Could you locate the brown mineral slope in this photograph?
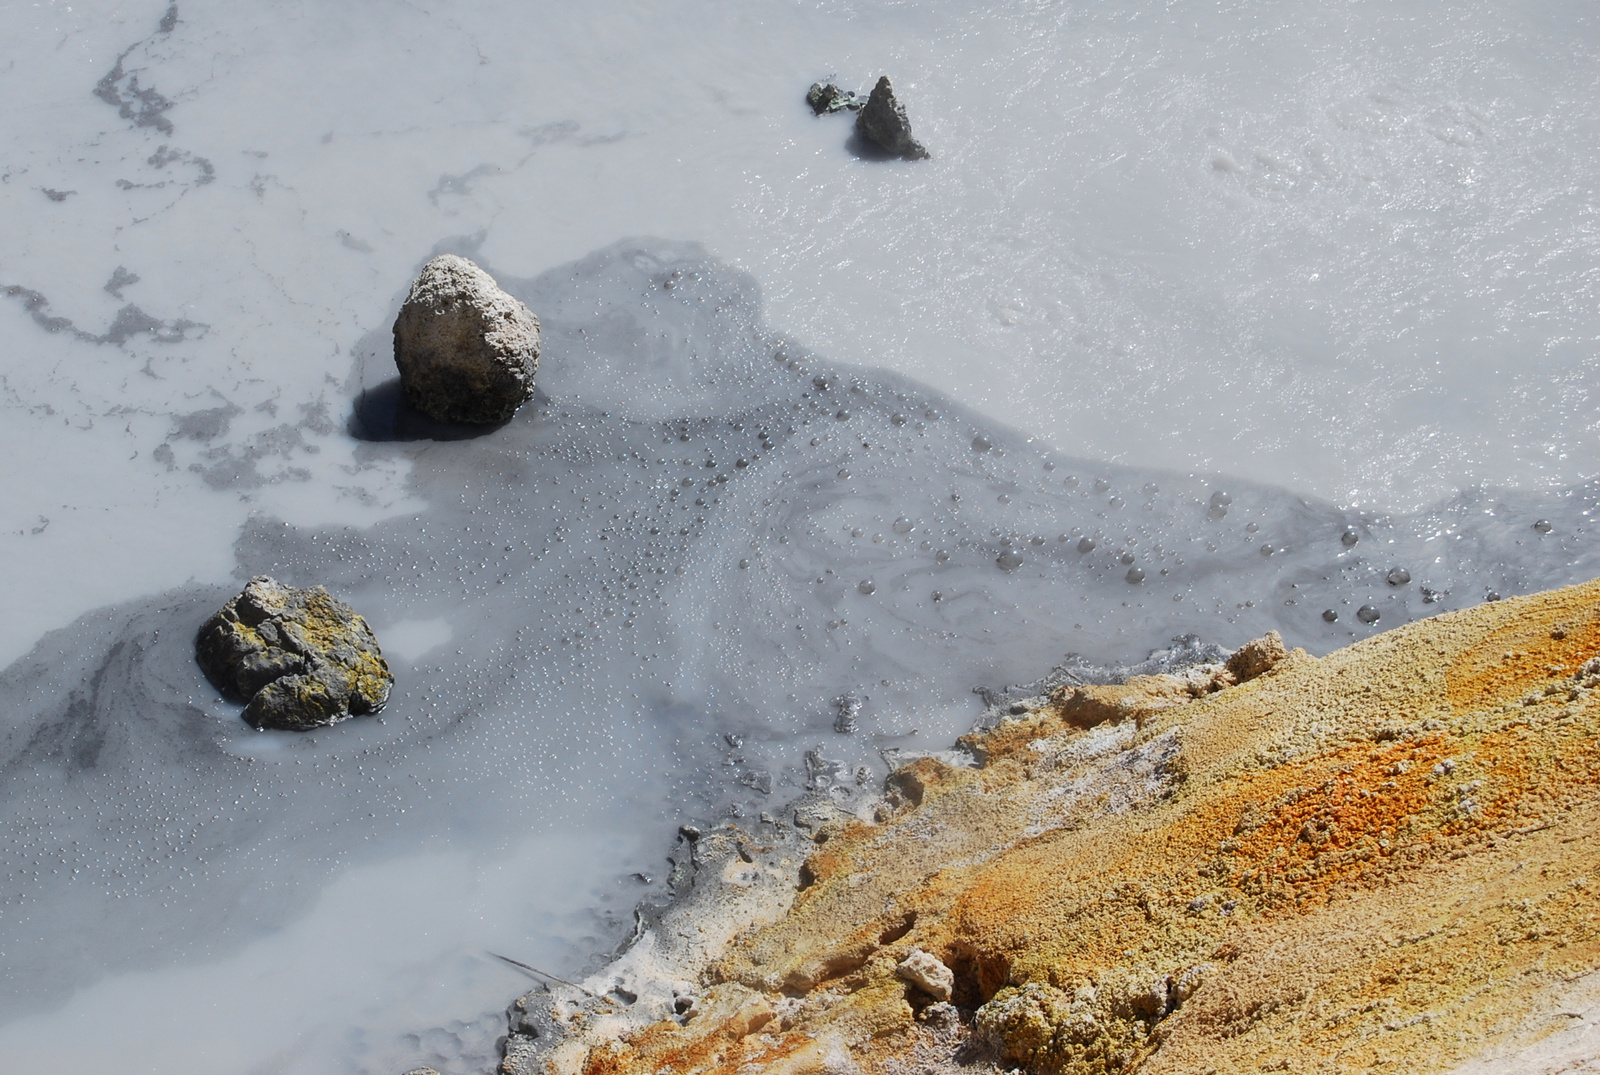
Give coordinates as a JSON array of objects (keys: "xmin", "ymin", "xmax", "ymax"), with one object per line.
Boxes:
[{"xmin": 526, "ymin": 580, "xmax": 1600, "ymax": 1075}]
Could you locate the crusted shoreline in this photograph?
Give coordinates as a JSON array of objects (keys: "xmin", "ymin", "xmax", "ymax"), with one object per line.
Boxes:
[{"xmin": 495, "ymin": 581, "xmax": 1600, "ymax": 1075}]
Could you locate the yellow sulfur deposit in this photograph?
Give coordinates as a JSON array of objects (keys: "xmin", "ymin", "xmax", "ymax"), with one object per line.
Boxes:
[{"xmin": 553, "ymin": 579, "xmax": 1600, "ymax": 1075}]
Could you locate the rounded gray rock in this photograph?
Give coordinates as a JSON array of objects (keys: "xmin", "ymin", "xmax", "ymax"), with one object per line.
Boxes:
[
  {"xmin": 855, "ymin": 75, "xmax": 929, "ymax": 160},
  {"xmin": 392, "ymin": 254, "xmax": 540, "ymax": 424}
]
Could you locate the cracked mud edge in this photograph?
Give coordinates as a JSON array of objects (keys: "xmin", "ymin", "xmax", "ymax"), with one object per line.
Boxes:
[
  {"xmin": 0, "ymin": 284, "xmax": 206, "ymax": 345},
  {"xmin": 92, "ymin": 3, "xmax": 216, "ymax": 202},
  {"xmin": 93, "ymin": 3, "xmax": 181, "ymax": 135}
]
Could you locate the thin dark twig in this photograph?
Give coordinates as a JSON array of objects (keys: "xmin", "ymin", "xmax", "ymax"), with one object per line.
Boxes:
[{"xmin": 489, "ymin": 952, "xmax": 603, "ymax": 998}]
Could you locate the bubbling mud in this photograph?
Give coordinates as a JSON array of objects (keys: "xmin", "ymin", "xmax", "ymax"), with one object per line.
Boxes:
[{"xmin": 2, "ymin": 239, "xmax": 1598, "ymax": 1070}]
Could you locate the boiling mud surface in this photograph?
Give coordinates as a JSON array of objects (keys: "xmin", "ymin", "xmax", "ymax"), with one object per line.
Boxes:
[
  {"xmin": 4, "ymin": 1, "xmax": 1600, "ymax": 666},
  {"xmin": 5, "ymin": 239, "xmax": 1600, "ymax": 1073},
  {"xmin": 2, "ymin": 2, "xmax": 1599, "ymax": 1073}
]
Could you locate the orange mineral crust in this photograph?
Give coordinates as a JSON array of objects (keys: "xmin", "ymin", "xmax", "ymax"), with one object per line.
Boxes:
[{"xmin": 551, "ymin": 581, "xmax": 1600, "ymax": 1075}]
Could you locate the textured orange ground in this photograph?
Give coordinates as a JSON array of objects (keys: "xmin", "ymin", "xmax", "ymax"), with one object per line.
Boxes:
[{"xmin": 569, "ymin": 580, "xmax": 1600, "ymax": 1075}]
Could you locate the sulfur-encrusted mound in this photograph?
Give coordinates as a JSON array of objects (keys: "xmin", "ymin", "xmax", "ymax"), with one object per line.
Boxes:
[
  {"xmin": 393, "ymin": 254, "xmax": 541, "ymax": 424},
  {"xmin": 195, "ymin": 576, "xmax": 392, "ymax": 730},
  {"xmin": 524, "ymin": 586, "xmax": 1600, "ymax": 1075}
]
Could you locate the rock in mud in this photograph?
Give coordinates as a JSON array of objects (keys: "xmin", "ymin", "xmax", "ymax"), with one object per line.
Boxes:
[
  {"xmin": 806, "ymin": 81, "xmax": 862, "ymax": 115},
  {"xmin": 392, "ymin": 254, "xmax": 540, "ymax": 424},
  {"xmin": 195, "ymin": 576, "xmax": 393, "ymax": 730},
  {"xmin": 855, "ymin": 75, "xmax": 929, "ymax": 160}
]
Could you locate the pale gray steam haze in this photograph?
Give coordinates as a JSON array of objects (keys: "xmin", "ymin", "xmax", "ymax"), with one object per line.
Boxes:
[{"xmin": 1, "ymin": 2, "xmax": 1597, "ymax": 1072}]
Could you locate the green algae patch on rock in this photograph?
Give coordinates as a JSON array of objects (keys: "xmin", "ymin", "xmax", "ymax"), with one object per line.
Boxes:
[{"xmin": 195, "ymin": 576, "xmax": 393, "ymax": 730}]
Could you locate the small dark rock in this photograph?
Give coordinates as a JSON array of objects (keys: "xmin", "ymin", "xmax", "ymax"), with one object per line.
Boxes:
[
  {"xmin": 855, "ymin": 76, "xmax": 929, "ymax": 160},
  {"xmin": 806, "ymin": 82, "xmax": 862, "ymax": 115},
  {"xmin": 196, "ymin": 576, "xmax": 393, "ymax": 730}
]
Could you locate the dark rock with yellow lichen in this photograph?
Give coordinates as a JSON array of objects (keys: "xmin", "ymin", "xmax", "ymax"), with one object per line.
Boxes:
[{"xmin": 195, "ymin": 576, "xmax": 392, "ymax": 730}]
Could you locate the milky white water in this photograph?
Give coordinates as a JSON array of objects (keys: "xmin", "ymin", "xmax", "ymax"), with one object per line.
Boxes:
[{"xmin": 1, "ymin": 2, "xmax": 1597, "ymax": 1072}]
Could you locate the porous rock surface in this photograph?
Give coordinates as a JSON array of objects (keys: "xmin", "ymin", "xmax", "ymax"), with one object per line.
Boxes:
[
  {"xmin": 896, "ymin": 949, "xmax": 955, "ymax": 1001},
  {"xmin": 510, "ymin": 581, "xmax": 1600, "ymax": 1075},
  {"xmin": 1222, "ymin": 627, "xmax": 1288, "ymax": 682},
  {"xmin": 855, "ymin": 76, "xmax": 929, "ymax": 160},
  {"xmin": 392, "ymin": 254, "xmax": 540, "ymax": 424},
  {"xmin": 196, "ymin": 576, "xmax": 392, "ymax": 730}
]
